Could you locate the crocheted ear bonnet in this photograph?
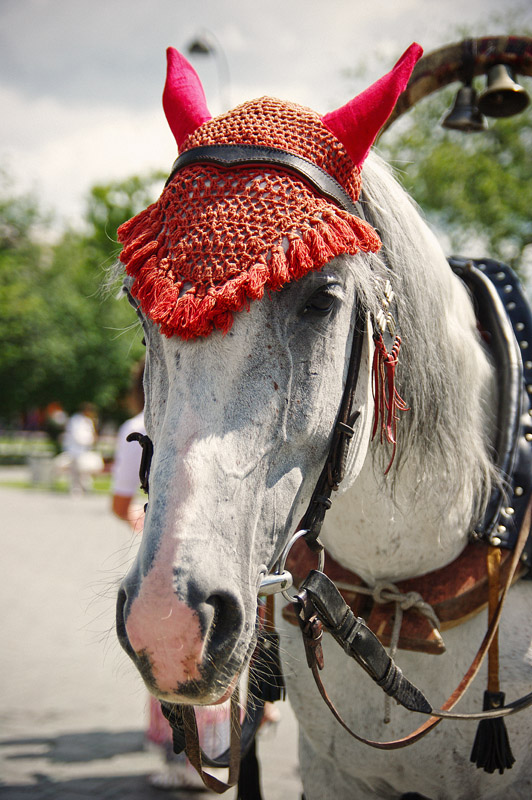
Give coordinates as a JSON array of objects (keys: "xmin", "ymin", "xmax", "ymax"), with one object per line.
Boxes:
[{"xmin": 118, "ymin": 44, "xmax": 422, "ymax": 339}]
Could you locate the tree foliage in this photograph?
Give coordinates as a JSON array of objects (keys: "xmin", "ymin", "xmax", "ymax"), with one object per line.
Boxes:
[
  {"xmin": 0, "ymin": 171, "xmax": 164, "ymax": 424},
  {"xmin": 378, "ymin": 82, "xmax": 532, "ymax": 272}
]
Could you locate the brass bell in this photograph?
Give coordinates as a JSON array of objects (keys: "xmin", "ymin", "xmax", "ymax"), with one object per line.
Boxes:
[
  {"xmin": 478, "ymin": 64, "xmax": 530, "ymax": 118},
  {"xmin": 441, "ymin": 85, "xmax": 488, "ymax": 132}
]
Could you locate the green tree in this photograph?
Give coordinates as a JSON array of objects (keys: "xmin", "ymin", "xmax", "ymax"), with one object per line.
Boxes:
[
  {"xmin": 0, "ymin": 170, "xmax": 163, "ymax": 424},
  {"xmin": 378, "ymin": 83, "xmax": 532, "ymax": 272},
  {"xmin": 0, "ymin": 174, "xmax": 54, "ymax": 419}
]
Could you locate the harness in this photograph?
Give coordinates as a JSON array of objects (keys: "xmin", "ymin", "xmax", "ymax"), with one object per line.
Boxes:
[{"xmin": 129, "ymin": 146, "xmax": 532, "ymax": 795}]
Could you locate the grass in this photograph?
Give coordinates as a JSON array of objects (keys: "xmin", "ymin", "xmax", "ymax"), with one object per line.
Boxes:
[{"xmin": 0, "ymin": 473, "xmax": 113, "ymax": 494}]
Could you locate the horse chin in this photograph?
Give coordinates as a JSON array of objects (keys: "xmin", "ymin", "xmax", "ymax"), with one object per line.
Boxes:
[
  {"xmin": 148, "ymin": 670, "xmax": 240, "ymax": 706},
  {"xmin": 131, "ymin": 635, "xmax": 251, "ymax": 705}
]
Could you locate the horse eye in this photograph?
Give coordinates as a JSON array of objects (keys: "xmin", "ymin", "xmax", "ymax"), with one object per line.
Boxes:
[{"xmin": 304, "ymin": 288, "xmax": 337, "ymax": 316}]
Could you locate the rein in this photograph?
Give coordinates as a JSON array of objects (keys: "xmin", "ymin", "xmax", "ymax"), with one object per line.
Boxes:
[{"xmin": 288, "ymin": 501, "xmax": 532, "ymax": 751}]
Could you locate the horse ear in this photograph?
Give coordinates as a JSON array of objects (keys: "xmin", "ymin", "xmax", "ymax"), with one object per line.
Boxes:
[
  {"xmin": 322, "ymin": 43, "xmax": 422, "ymax": 167},
  {"xmin": 162, "ymin": 47, "xmax": 212, "ymax": 149}
]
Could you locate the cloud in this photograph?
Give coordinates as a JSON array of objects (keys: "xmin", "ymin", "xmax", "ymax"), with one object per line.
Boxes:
[
  {"xmin": 1, "ymin": 84, "xmax": 174, "ymax": 228},
  {"xmin": 1, "ymin": 0, "xmax": 530, "ymax": 230}
]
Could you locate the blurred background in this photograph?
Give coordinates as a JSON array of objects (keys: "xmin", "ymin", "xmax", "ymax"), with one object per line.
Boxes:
[
  {"xmin": 0, "ymin": 1, "xmax": 531, "ymax": 796},
  {"xmin": 1, "ymin": 0, "xmax": 531, "ymax": 450}
]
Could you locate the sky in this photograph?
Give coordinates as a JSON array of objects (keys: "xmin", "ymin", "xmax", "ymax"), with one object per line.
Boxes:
[{"xmin": 1, "ymin": 0, "xmax": 531, "ymax": 231}]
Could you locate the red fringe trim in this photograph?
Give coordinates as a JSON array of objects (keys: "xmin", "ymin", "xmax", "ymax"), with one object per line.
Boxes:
[
  {"xmin": 372, "ymin": 334, "xmax": 409, "ymax": 473},
  {"xmin": 119, "ymin": 207, "xmax": 382, "ymax": 339},
  {"xmin": 268, "ymin": 245, "xmax": 291, "ymax": 290},
  {"xmin": 303, "ymin": 226, "xmax": 335, "ymax": 263},
  {"xmin": 286, "ymin": 234, "xmax": 313, "ymax": 280}
]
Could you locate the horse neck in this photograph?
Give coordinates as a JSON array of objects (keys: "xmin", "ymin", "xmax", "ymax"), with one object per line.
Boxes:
[
  {"xmin": 322, "ymin": 290, "xmax": 497, "ymax": 584},
  {"xmin": 321, "ymin": 160, "xmax": 498, "ymax": 583}
]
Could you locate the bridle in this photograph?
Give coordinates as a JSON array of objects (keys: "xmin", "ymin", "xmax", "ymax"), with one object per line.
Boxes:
[{"xmin": 126, "ymin": 145, "xmax": 532, "ymax": 793}]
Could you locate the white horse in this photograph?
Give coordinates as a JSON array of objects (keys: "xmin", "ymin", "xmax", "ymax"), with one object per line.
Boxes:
[{"xmin": 116, "ymin": 46, "xmax": 532, "ymax": 799}]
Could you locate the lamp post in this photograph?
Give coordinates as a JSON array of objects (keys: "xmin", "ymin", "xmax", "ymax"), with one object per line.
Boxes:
[{"xmin": 187, "ymin": 29, "xmax": 231, "ymax": 112}]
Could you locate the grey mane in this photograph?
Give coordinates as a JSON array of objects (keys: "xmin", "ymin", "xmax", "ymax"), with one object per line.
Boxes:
[{"xmin": 356, "ymin": 152, "xmax": 496, "ymax": 527}]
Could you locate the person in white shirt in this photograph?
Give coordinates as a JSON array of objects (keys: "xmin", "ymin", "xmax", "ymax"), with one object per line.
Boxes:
[{"xmin": 63, "ymin": 403, "xmax": 99, "ymax": 492}]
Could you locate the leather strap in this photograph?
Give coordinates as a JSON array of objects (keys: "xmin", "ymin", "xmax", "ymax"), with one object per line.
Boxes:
[
  {"xmin": 299, "ymin": 306, "xmax": 365, "ymax": 550},
  {"xmin": 180, "ymin": 691, "xmax": 242, "ymax": 793},
  {"xmin": 295, "ymin": 499, "xmax": 531, "ymax": 749},
  {"xmin": 486, "ymin": 545, "xmax": 501, "ymax": 694},
  {"xmin": 167, "ymin": 144, "xmax": 359, "ymax": 214}
]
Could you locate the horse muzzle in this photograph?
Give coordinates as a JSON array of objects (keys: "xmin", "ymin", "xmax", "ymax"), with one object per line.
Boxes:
[{"xmin": 116, "ymin": 563, "xmax": 249, "ymax": 702}]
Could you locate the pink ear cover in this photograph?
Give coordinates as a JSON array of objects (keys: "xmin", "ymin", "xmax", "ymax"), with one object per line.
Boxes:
[
  {"xmin": 322, "ymin": 43, "xmax": 423, "ymax": 167},
  {"xmin": 162, "ymin": 47, "xmax": 212, "ymax": 149}
]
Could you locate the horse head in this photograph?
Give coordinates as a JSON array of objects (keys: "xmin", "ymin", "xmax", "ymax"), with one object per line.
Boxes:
[{"xmin": 116, "ymin": 43, "xmax": 481, "ymax": 706}]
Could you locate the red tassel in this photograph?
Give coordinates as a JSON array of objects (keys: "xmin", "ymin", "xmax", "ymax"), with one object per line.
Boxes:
[
  {"xmin": 372, "ymin": 334, "xmax": 408, "ymax": 473},
  {"xmin": 314, "ymin": 219, "xmax": 345, "ymax": 253},
  {"xmin": 303, "ymin": 226, "xmax": 335, "ymax": 264},
  {"xmin": 117, "ymin": 206, "xmax": 154, "ymax": 243},
  {"xmin": 336, "ymin": 211, "xmax": 382, "ymax": 252},
  {"xmin": 322, "ymin": 210, "xmax": 360, "ymax": 244},
  {"xmin": 212, "ymin": 308, "xmax": 234, "ymax": 334},
  {"xmin": 120, "ymin": 237, "xmax": 159, "ymax": 275},
  {"xmin": 246, "ymin": 261, "xmax": 269, "ymax": 300},
  {"xmin": 287, "ymin": 234, "xmax": 313, "ymax": 279},
  {"xmin": 268, "ymin": 245, "xmax": 290, "ymax": 290}
]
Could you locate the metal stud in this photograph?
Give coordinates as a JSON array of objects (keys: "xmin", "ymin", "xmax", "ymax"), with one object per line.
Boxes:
[
  {"xmin": 491, "ymin": 536, "xmax": 502, "ymax": 546},
  {"xmin": 516, "ymin": 322, "xmax": 525, "ymax": 331},
  {"xmin": 526, "ymin": 432, "xmax": 532, "ymax": 441},
  {"xmin": 496, "ymin": 272, "xmax": 506, "ymax": 280},
  {"xmin": 507, "ymin": 302, "xmax": 516, "ymax": 311},
  {"xmin": 503, "ymin": 284, "xmax": 513, "ymax": 293},
  {"xmin": 515, "ymin": 486, "xmax": 524, "ymax": 496},
  {"xmin": 526, "ymin": 361, "xmax": 532, "ymax": 370},
  {"xmin": 503, "ymin": 506, "xmax": 515, "ymax": 516},
  {"xmin": 520, "ymin": 341, "xmax": 529, "ymax": 349},
  {"xmin": 497, "ymin": 525, "xmax": 506, "ymax": 533}
]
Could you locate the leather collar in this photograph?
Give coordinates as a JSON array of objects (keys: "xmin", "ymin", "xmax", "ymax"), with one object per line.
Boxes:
[
  {"xmin": 449, "ymin": 257, "xmax": 532, "ymax": 568},
  {"xmin": 282, "ymin": 538, "xmax": 524, "ymax": 654}
]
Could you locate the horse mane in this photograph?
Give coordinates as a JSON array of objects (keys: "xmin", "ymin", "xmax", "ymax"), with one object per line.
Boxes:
[{"xmin": 354, "ymin": 152, "xmax": 496, "ymax": 528}]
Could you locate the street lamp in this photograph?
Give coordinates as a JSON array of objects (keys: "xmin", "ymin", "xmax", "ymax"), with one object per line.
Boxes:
[{"xmin": 186, "ymin": 30, "xmax": 231, "ymax": 112}]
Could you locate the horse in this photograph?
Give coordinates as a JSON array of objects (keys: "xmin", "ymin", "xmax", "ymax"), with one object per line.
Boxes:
[{"xmin": 115, "ymin": 44, "xmax": 532, "ymax": 799}]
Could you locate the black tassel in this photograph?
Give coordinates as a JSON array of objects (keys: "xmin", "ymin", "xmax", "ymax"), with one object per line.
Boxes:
[
  {"xmin": 237, "ymin": 737, "xmax": 263, "ymax": 800},
  {"xmin": 470, "ymin": 691, "xmax": 515, "ymax": 774},
  {"xmin": 257, "ymin": 630, "xmax": 286, "ymax": 703}
]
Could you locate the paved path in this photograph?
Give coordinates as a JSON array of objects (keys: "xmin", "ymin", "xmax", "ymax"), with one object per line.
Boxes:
[{"xmin": 0, "ymin": 482, "xmax": 302, "ymax": 799}]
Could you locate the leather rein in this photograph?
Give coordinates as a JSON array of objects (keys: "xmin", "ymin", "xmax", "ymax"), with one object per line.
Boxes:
[{"xmin": 129, "ymin": 144, "xmax": 532, "ymax": 791}]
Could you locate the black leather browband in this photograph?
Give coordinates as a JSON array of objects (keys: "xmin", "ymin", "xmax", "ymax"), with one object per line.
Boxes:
[{"xmin": 166, "ymin": 144, "xmax": 359, "ymax": 215}]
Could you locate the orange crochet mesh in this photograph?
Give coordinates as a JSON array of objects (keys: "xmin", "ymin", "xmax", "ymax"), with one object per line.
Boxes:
[{"xmin": 118, "ymin": 97, "xmax": 381, "ymax": 339}]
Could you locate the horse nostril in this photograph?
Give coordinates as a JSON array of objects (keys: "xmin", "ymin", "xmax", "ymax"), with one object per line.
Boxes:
[
  {"xmin": 204, "ymin": 593, "xmax": 244, "ymax": 658},
  {"xmin": 116, "ymin": 585, "xmax": 136, "ymax": 659}
]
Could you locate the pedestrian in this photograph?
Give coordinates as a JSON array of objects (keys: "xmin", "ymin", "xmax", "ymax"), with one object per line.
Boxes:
[
  {"xmin": 111, "ymin": 360, "xmax": 146, "ymax": 534},
  {"xmin": 62, "ymin": 402, "xmax": 101, "ymax": 493}
]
